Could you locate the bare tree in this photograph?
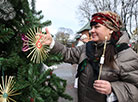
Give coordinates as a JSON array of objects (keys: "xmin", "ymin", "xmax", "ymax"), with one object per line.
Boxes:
[
  {"xmin": 55, "ymin": 27, "xmax": 73, "ymax": 45},
  {"xmin": 76, "ymin": 0, "xmax": 93, "ymax": 24},
  {"xmin": 76, "ymin": 0, "xmax": 138, "ymax": 36}
]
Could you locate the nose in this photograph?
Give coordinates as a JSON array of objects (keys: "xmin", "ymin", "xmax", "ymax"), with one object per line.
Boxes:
[{"xmin": 89, "ymin": 27, "xmax": 95, "ymax": 34}]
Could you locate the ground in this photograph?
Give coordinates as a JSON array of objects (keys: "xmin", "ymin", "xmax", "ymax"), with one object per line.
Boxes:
[{"xmin": 53, "ymin": 63, "xmax": 78, "ymax": 102}]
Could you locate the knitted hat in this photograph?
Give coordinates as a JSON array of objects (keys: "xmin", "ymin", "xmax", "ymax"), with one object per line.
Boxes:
[{"xmin": 90, "ymin": 11, "xmax": 123, "ymax": 43}]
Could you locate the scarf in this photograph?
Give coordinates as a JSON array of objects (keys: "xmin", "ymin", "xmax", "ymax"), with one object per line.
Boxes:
[{"xmin": 76, "ymin": 41, "xmax": 129, "ymax": 80}]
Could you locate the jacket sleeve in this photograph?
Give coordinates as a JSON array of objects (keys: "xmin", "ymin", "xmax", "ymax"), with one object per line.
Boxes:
[
  {"xmin": 111, "ymin": 81, "xmax": 138, "ymax": 102},
  {"xmin": 111, "ymin": 48, "xmax": 138, "ymax": 102},
  {"xmin": 50, "ymin": 41, "xmax": 85, "ymax": 64}
]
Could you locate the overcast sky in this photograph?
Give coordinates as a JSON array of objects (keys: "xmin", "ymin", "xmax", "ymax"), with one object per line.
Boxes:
[{"xmin": 35, "ymin": 0, "xmax": 82, "ymax": 34}]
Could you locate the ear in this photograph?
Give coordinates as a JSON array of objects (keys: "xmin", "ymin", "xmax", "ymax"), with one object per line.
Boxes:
[{"xmin": 109, "ymin": 30, "xmax": 113, "ymax": 35}]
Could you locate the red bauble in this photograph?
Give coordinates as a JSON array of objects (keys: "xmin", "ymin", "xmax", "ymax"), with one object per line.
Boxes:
[
  {"xmin": 26, "ymin": 21, "xmax": 30, "ymax": 24},
  {"xmin": 30, "ymin": 98, "xmax": 34, "ymax": 102},
  {"xmin": 50, "ymin": 71, "xmax": 53, "ymax": 76}
]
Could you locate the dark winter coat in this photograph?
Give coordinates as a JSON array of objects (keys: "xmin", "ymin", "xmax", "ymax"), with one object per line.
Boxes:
[{"xmin": 50, "ymin": 32, "xmax": 138, "ymax": 102}]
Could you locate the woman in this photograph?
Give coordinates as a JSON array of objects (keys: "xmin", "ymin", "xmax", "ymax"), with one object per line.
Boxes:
[{"xmin": 39, "ymin": 11, "xmax": 138, "ymax": 102}]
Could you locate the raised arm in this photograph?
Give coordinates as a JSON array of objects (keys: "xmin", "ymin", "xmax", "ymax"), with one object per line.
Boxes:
[{"xmin": 36, "ymin": 28, "xmax": 85, "ymax": 64}]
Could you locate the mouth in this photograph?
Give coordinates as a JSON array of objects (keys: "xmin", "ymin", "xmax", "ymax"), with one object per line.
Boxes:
[{"xmin": 92, "ymin": 34, "xmax": 97, "ymax": 38}]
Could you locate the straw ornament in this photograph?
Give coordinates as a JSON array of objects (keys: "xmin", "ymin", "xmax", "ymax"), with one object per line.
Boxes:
[
  {"xmin": 24, "ymin": 27, "xmax": 49, "ymax": 63},
  {"xmin": 0, "ymin": 76, "xmax": 20, "ymax": 102}
]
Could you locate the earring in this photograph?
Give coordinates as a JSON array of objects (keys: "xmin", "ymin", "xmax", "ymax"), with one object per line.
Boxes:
[{"xmin": 109, "ymin": 30, "xmax": 113, "ymax": 35}]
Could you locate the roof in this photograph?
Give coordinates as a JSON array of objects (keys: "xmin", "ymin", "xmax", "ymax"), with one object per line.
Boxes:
[{"xmin": 77, "ymin": 22, "xmax": 91, "ymax": 33}]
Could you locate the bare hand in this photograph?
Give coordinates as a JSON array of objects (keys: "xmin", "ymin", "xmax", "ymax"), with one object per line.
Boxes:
[
  {"xmin": 93, "ymin": 80, "xmax": 112, "ymax": 95},
  {"xmin": 36, "ymin": 28, "xmax": 52, "ymax": 45}
]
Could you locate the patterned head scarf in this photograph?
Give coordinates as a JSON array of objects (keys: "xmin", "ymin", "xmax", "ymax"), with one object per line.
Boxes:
[{"xmin": 90, "ymin": 11, "xmax": 123, "ymax": 44}]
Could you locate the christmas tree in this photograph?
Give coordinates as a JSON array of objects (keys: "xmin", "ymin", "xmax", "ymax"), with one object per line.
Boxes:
[{"xmin": 0, "ymin": 0, "xmax": 72, "ymax": 102}]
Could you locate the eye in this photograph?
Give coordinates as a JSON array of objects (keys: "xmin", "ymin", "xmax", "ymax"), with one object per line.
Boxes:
[{"xmin": 95, "ymin": 25, "xmax": 100, "ymax": 28}]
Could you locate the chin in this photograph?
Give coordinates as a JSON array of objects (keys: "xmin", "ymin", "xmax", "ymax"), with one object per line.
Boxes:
[{"xmin": 92, "ymin": 38, "xmax": 99, "ymax": 42}]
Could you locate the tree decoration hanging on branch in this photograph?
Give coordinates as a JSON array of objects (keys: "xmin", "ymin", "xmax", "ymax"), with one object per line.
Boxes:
[
  {"xmin": 0, "ymin": 76, "xmax": 20, "ymax": 102},
  {"xmin": 22, "ymin": 27, "xmax": 49, "ymax": 63}
]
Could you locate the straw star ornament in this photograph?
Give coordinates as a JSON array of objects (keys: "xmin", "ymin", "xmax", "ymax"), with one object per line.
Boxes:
[
  {"xmin": 0, "ymin": 76, "xmax": 20, "ymax": 102},
  {"xmin": 22, "ymin": 27, "xmax": 49, "ymax": 63}
]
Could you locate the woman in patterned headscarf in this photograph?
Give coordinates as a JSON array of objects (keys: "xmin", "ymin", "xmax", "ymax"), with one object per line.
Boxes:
[
  {"xmin": 37, "ymin": 11, "xmax": 138, "ymax": 102},
  {"xmin": 89, "ymin": 11, "xmax": 125, "ymax": 74}
]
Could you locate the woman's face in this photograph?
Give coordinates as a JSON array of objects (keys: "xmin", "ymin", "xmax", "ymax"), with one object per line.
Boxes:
[{"xmin": 90, "ymin": 23, "xmax": 113, "ymax": 42}]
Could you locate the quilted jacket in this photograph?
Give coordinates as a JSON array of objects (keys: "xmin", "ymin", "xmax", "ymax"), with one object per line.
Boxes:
[{"xmin": 50, "ymin": 32, "xmax": 138, "ymax": 102}]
